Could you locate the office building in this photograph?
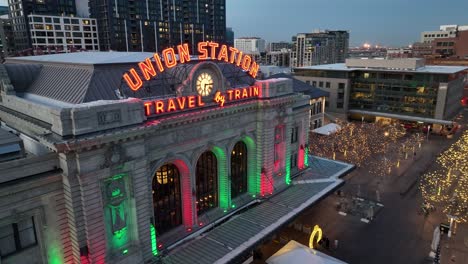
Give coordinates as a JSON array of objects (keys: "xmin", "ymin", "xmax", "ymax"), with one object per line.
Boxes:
[
  {"xmin": 0, "ymin": 15, "xmax": 14, "ymax": 58},
  {"xmin": 420, "ymin": 24, "xmax": 468, "ymax": 43},
  {"xmin": 8, "ymin": 0, "xmax": 77, "ymax": 52},
  {"xmin": 234, "ymin": 37, "xmax": 266, "ymax": 54},
  {"xmin": 291, "ymin": 30, "xmax": 349, "ymax": 67},
  {"xmin": 226, "ymin": 27, "xmax": 234, "ymax": 46},
  {"xmin": 265, "ymin": 49, "xmax": 290, "ymax": 67},
  {"xmin": 0, "ymin": 43, "xmax": 354, "ymax": 263},
  {"xmin": 267, "ymin": 41, "xmax": 292, "ymax": 52},
  {"xmin": 431, "ymin": 30, "xmax": 468, "ymax": 59},
  {"xmin": 28, "ymin": 14, "xmax": 99, "ymax": 54},
  {"xmin": 89, "ymin": 0, "xmax": 226, "ymax": 52},
  {"xmin": 293, "ymin": 58, "xmax": 466, "ymax": 124}
]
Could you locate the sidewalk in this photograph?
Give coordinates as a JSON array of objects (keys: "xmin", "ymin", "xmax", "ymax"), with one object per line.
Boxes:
[{"xmin": 440, "ymin": 224, "xmax": 468, "ymax": 263}]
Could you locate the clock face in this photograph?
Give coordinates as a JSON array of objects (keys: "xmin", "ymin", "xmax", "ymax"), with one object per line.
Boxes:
[{"xmin": 196, "ymin": 72, "xmax": 214, "ymax": 96}]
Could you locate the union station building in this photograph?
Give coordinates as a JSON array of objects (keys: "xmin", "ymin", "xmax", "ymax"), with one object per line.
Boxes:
[{"xmin": 0, "ymin": 47, "xmax": 352, "ymax": 264}]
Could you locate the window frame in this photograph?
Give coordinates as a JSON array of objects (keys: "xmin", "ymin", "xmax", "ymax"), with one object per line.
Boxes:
[{"xmin": 0, "ymin": 217, "xmax": 38, "ymax": 258}]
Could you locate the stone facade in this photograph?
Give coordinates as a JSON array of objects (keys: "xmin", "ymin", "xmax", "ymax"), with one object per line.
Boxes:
[{"xmin": 0, "ymin": 56, "xmax": 311, "ymax": 264}]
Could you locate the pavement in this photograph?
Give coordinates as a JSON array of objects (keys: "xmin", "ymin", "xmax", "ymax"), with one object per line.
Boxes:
[{"xmin": 254, "ymin": 108, "xmax": 468, "ymax": 264}]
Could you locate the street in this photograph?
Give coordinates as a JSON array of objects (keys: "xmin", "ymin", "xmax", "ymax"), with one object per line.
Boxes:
[{"xmin": 256, "ymin": 109, "xmax": 468, "ymax": 264}]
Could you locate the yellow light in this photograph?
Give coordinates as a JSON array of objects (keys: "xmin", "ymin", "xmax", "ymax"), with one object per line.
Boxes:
[{"xmin": 309, "ymin": 225, "xmax": 323, "ymax": 249}]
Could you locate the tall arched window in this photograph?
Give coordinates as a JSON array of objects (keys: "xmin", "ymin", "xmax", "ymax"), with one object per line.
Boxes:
[
  {"xmin": 231, "ymin": 141, "xmax": 248, "ymax": 199},
  {"xmin": 196, "ymin": 151, "xmax": 218, "ymax": 215},
  {"xmin": 152, "ymin": 163, "xmax": 182, "ymax": 235}
]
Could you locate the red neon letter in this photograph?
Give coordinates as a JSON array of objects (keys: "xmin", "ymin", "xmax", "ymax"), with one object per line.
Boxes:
[
  {"xmin": 167, "ymin": 99, "xmax": 177, "ymax": 112},
  {"xmin": 153, "ymin": 53, "xmax": 165, "ymax": 72},
  {"xmin": 241, "ymin": 55, "xmax": 252, "ymax": 71},
  {"xmin": 229, "ymin": 47, "xmax": 239, "ymax": 64},
  {"xmin": 163, "ymin": 48, "xmax": 177, "ymax": 68},
  {"xmin": 144, "ymin": 102, "xmax": 152, "ymax": 116},
  {"xmin": 208, "ymin": 42, "xmax": 219, "ymax": 59},
  {"xmin": 197, "ymin": 95, "xmax": 205, "ymax": 106},
  {"xmin": 155, "ymin": 101, "xmax": 165, "ymax": 114},
  {"xmin": 249, "ymin": 61, "xmax": 259, "ymax": 78},
  {"xmin": 188, "ymin": 96, "xmax": 196, "ymax": 108},
  {"xmin": 177, "ymin": 43, "xmax": 191, "ymax": 63},
  {"xmin": 234, "ymin": 89, "xmax": 241, "ymax": 100},
  {"xmin": 198, "ymin": 42, "xmax": 208, "ymax": 60},
  {"xmin": 176, "ymin": 97, "xmax": 186, "ymax": 110},
  {"xmin": 217, "ymin": 45, "xmax": 229, "ymax": 62},
  {"xmin": 253, "ymin": 86, "xmax": 260, "ymax": 97},
  {"xmin": 227, "ymin": 90, "xmax": 234, "ymax": 100},
  {"xmin": 138, "ymin": 58, "xmax": 157, "ymax": 80},
  {"xmin": 123, "ymin": 68, "xmax": 143, "ymax": 91},
  {"xmin": 236, "ymin": 51, "xmax": 243, "ymax": 67},
  {"xmin": 242, "ymin": 88, "xmax": 248, "ymax": 98}
]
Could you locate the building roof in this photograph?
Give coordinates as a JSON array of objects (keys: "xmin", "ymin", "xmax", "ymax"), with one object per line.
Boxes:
[
  {"xmin": 295, "ymin": 63, "xmax": 468, "ymax": 74},
  {"xmin": 3, "ymin": 52, "xmax": 255, "ymax": 104},
  {"xmin": 162, "ymin": 157, "xmax": 354, "ymax": 264},
  {"xmin": 5, "ymin": 51, "xmax": 156, "ymax": 65},
  {"xmin": 268, "ymin": 73, "xmax": 329, "ymax": 98}
]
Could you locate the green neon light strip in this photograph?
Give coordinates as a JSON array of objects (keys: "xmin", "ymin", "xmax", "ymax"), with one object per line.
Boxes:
[
  {"xmin": 213, "ymin": 146, "xmax": 229, "ymax": 209},
  {"xmin": 47, "ymin": 240, "xmax": 63, "ymax": 264},
  {"xmin": 304, "ymin": 147, "xmax": 309, "ymax": 167},
  {"xmin": 243, "ymin": 136, "xmax": 259, "ymax": 196},
  {"xmin": 150, "ymin": 224, "xmax": 158, "ymax": 256}
]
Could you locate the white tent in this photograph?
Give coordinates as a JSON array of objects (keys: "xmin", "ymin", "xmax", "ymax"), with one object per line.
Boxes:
[
  {"xmin": 312, "ymin": 123, "xmax": 341, "ymax": 136},
  {"xmin": 266, "ymin": 240, "xmax": 348, "ymax": 264}
]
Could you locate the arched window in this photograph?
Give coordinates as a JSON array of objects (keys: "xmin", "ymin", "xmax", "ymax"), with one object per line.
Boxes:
[
  {"xmin": 231, "ymin": 141, "xmax": 247, "ymax": 199},
  {"xmin": 196, "ymin": 151, "xmax": 218, "ymax": 215},
  {"xmin": 152, "ymin": 163, "xmax": 182, "ymax": 235}
]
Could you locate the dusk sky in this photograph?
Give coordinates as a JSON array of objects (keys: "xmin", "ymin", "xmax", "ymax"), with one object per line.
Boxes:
[{"xmin": 227, "ymin": 0, "xmax": 468, "ymax": 47}]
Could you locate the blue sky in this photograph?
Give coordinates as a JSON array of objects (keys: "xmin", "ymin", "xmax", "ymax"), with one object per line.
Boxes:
[{"xmin": 227, "ymin": 0, "xmax": 468, "ymax": 47}]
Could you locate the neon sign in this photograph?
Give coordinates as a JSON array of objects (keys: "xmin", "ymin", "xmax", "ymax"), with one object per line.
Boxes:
[
  {"xmin": 123, "ymin": 42, "xmax": 260, "ymax": 92},
  {"xmin": 143, "ymin": 86, "xmax": 260, "ymax": 116},
  {"xmin": 309, "ymin": 225, "xmax": 323, "ymax": 249}
]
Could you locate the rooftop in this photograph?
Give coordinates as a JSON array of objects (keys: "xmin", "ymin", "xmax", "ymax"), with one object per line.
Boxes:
[
  {"xmin": 5, "ymin": 51, "xmax": 156, "ymax": 65},
  {"xmin": 295, "ymin": 63, "xmax": 468, "ymax": 74},
  {"xmin": 268, "ymin": 73, "xmax": 329, "ymax": 98}
]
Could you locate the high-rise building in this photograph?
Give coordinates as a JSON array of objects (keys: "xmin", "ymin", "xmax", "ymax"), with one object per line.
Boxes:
[
  {"xmin": 0, "ymin": 15, "xmax": 15, "ymax": 58},
  {"xmin": 234, "ymin": 37, "xmax": 266, "ymax": 54},
  {"xmin": 291, "ymin": 30, "xmax": 349, "ymax": 67},
  {"xmin": 8, "ymin": 0, "xmax": 77, "ymax": 52},
  {"xmin": 226, "ymin": 27, "xmax": 234, "ymax": 46},
  {"xmin": 89, "ymin": 0, "xmax": 226, "ymax": 53}
]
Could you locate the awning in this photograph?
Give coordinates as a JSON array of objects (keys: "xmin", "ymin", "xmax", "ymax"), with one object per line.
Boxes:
[
  {"xmin": 348, "ymin": 110, "xmax": 454, "ymax": 125},
  {"xmin": 312, "ymin": 123, "xmax": 341, "ymax": 136},
  {"xmin": 266, "ymin": 240, "xmax": 348, "ymax": 264},
  {"xmin": 162, "ymin": 158, "xmax": 354, "ymax": 264}
]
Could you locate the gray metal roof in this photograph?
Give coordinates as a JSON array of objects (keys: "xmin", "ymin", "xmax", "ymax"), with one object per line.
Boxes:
[
  {"xmin": 4, "ymin": 53, "xmax": 256, "ymax": 104},
  {"xmin": 162, "ymin": 157, "xmax": 355, "ymax": 264},
  {"xmin": 5, "ymin": 51, "xmax": 156, "ymax": 65}
]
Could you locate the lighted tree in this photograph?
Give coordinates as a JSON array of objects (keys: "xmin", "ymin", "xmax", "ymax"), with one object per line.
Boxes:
[{"xmin": 420, "ymin": 131, "xmax": 468, "ymax": 222}]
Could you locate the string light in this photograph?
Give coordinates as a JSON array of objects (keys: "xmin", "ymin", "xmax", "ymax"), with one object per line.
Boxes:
[{"xmin": 420, "ymin": 131, "xmax": 468, "ymax": 223}]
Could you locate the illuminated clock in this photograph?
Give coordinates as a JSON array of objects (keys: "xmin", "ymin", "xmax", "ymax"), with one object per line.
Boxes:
[{"xmin": 196, "ymin": 72, "xmax": 214, "ymax": 96}]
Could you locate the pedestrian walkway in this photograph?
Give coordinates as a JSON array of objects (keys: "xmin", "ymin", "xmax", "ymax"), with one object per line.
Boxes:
[{"xmin": 440, "ymin": 224, "xmax": 468, "ymax": 263}]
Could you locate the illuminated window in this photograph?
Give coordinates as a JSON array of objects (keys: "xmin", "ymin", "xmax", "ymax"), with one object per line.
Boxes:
[
  {"xmin": 231, "ymin": 142, "xmax": 247, "ymax": 199},
  {"xmin": 196, "ymin": 151, "xmax": 218, "ymax": 215},
  {"xmin": 0, "ymin": 217, "xmax": 37, "ymax": 257},
  {"xmin": 152, "ymin": 164, "xmax": 182, "ymax": 235},
  {"xmin": 364, "ymin": 73, "xmax": 370, "ymax": 79}
]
